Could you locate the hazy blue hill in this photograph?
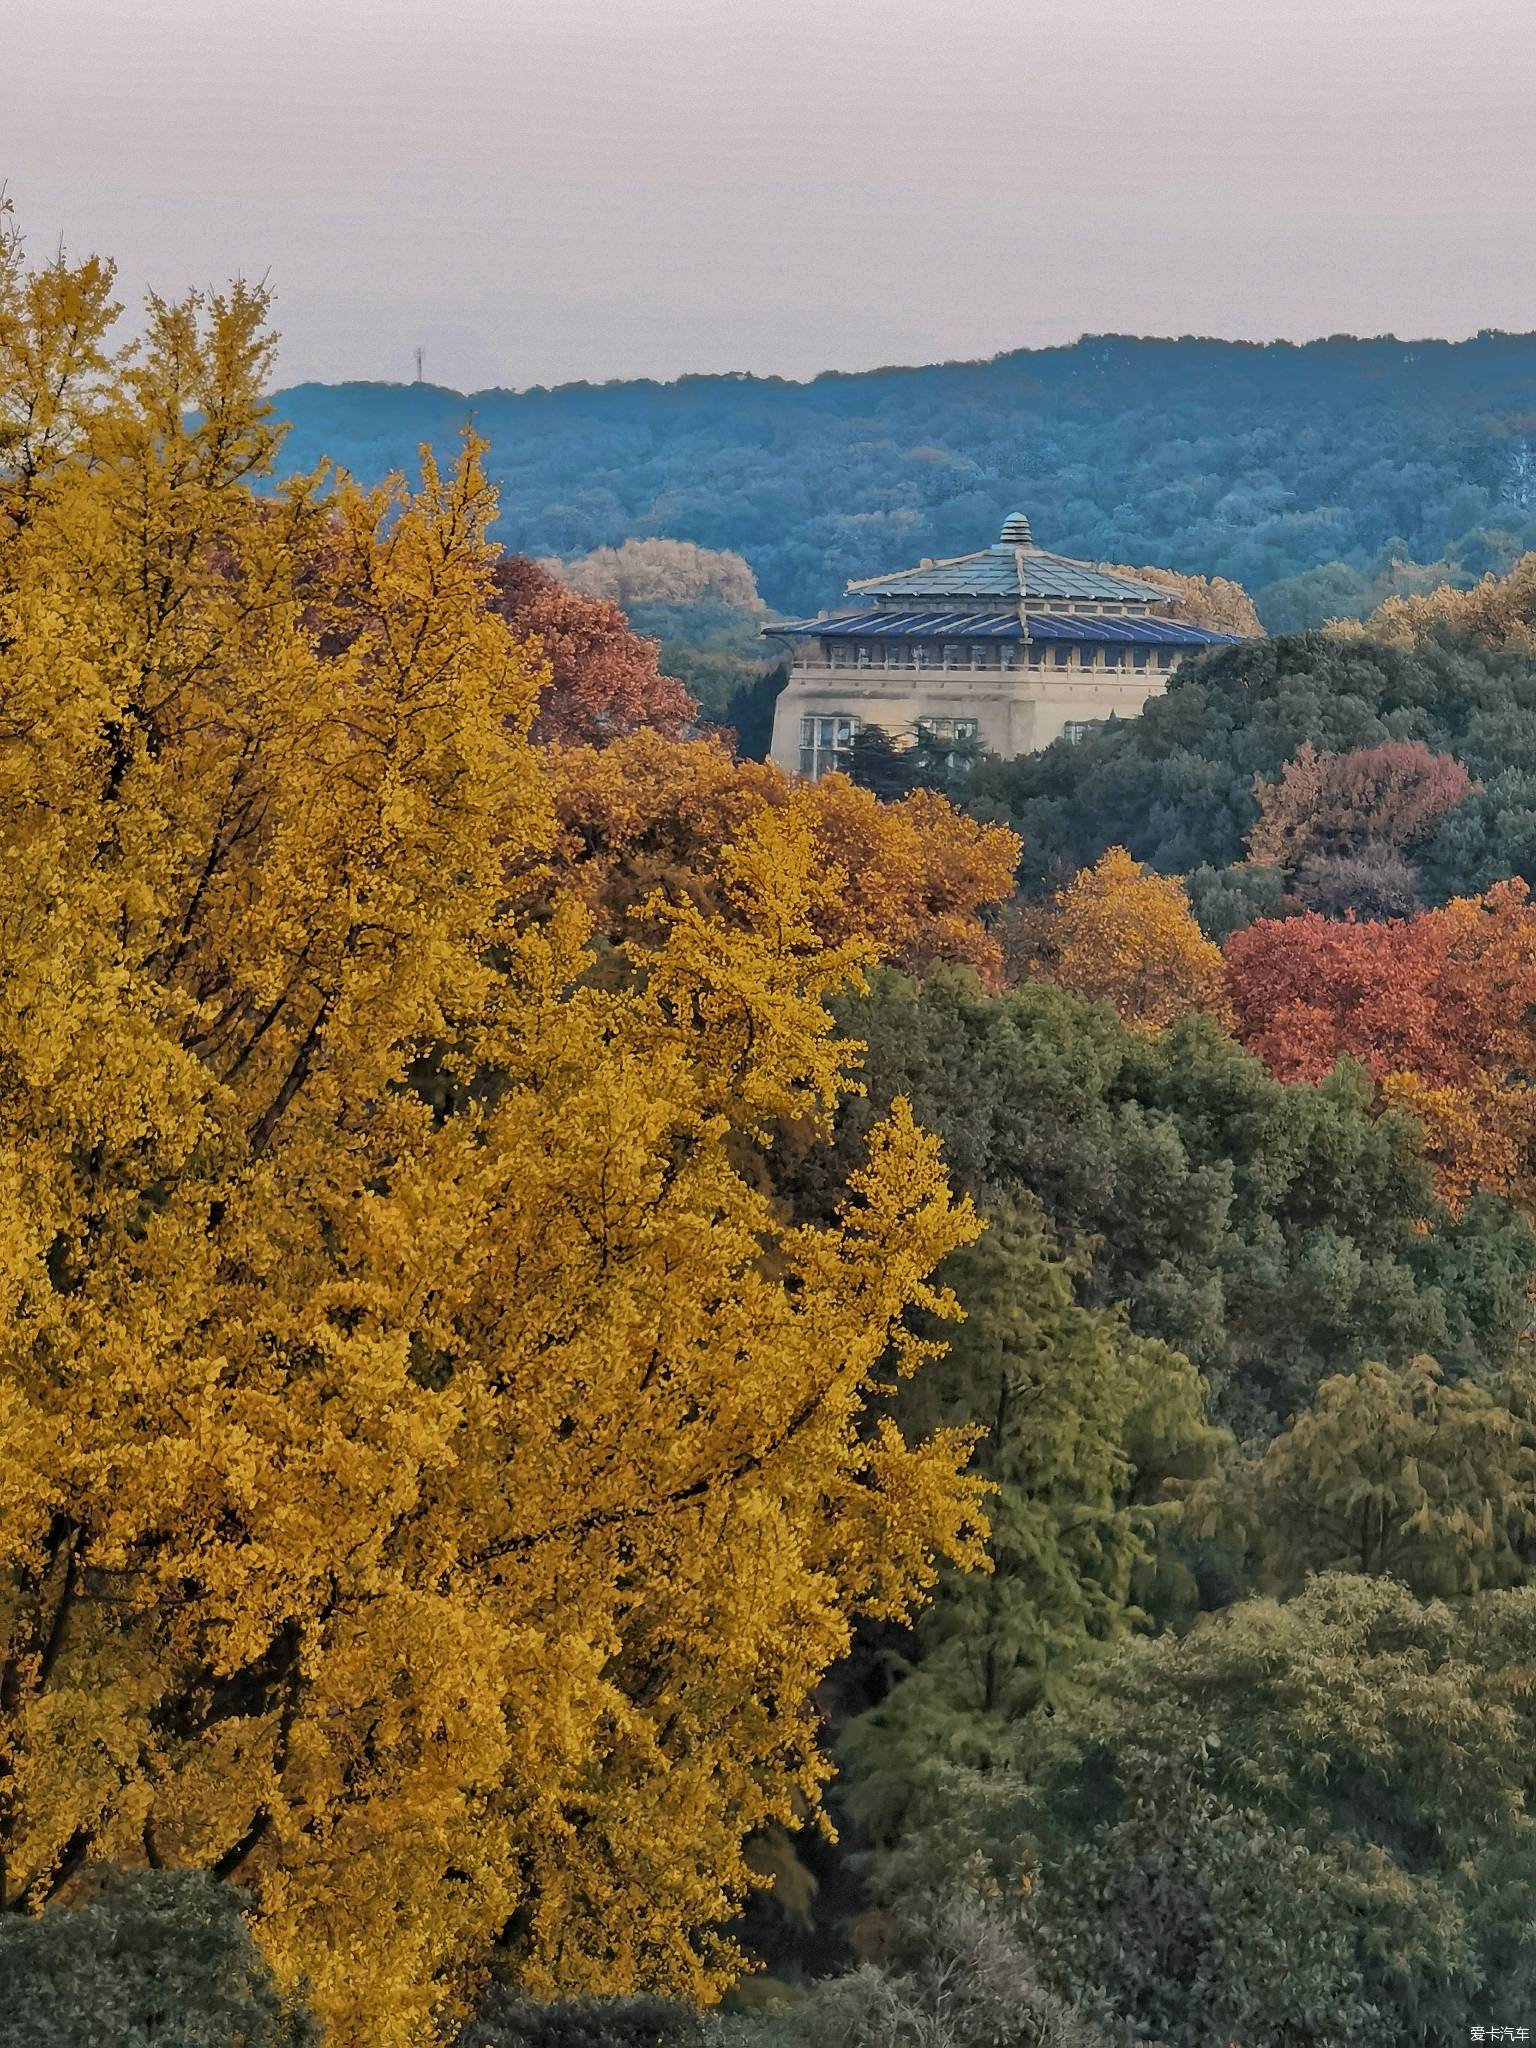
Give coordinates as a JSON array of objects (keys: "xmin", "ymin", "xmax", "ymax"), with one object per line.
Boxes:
[{"xmin": 272, "ymin": 333, "xmax": 1536, "ymax": 628}]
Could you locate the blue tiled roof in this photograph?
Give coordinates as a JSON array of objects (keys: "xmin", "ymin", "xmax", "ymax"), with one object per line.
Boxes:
[
  {"xmin": 765, "ymin": 608, "xmax": 1238, "ymax": 647},
  {"xmin": 1025, "ymin": 613, "xmax": 1239, "ymax": 645},
  {"xmin": 769, "ymin": 608, "xmax": 1021, "ymax": 638},
  {"xmin": 848, "ymin": 548, "xmax": 1170, "ymax": 604}
]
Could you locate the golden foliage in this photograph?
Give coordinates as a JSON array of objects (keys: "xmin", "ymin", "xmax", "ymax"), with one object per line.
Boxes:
[
  {"xmin": 1378, "ymin": 1073, "xmax": 1536, "ymax": 1213},
  {"xmin": 539, "ymin": 731, "xmax": 1021, "ymax": 988},
  {"xmin": 0, "ymin": 230, "xmax": 986, "ymax": 2043},
  {"xmin": 1330, "ymin": 553, "xmax": 1536, "ymax": 653},
  {"xmin": 1102, "ymin": 562, "xmax": 1262, "ymax": 637},
  {"xmin": 1009, "ymin": 848, "xmax": 1232, "ymax": 1032}
]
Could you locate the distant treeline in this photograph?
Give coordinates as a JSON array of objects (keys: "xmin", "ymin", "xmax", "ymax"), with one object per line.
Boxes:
[{"xmin": 272, "ymin": 332, "xmax": 1536, "ymax": 630}]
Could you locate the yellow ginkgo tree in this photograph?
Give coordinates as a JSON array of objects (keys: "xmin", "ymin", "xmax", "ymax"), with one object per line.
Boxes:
[
  {"xmin": 1006, "ymin": 847, "xmax": 1232, "ymax": 1033},
  {"xmin": 0, "ymin": 216, "xmax": 985, "ymax": 2046}
]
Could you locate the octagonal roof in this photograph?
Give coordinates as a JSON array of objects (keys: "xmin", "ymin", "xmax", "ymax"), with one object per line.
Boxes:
[{"xmin": 846, "ymin": 512, "xmax": 1169, "ymax": 605}]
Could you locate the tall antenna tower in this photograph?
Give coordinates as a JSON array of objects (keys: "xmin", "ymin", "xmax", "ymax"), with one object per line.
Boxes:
[{"xmin": 413, "ymin": 346, "xmax": 425, "ymax": 385}]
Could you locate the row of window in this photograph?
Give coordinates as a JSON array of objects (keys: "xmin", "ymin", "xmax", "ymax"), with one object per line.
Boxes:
[
  {"xmin": 817, "ymin": 642, "xmax": 1177, "ymax": 673},
  {"xmin": 798, "ymin": 713, "xmax": 1110, "ymax": 777},
  {"xmin": 797, "ymin": 713, "xmax": 980, "ymax": 779}
]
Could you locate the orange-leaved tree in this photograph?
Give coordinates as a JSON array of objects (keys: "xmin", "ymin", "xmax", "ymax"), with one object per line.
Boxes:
[
  {"xmin": 1008, "ymin": 847, "xmax": 1232, "ymax": 1031},
  {"xmin": 0, "ymin": 227, "xmax": 987, "ymax": 2045},
  {"xmin": 1224, "ymin": 882, "xmax": 1536, "ymax": 1209},
  {"xmin": 538, "ymin": 729, "xmax": 1022, "ymax": 988}
]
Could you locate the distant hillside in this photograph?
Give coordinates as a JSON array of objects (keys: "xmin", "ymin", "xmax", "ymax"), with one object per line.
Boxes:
[{"xmin": 272, "ymin": 333, "xmax": 1536, "ymax": 630}]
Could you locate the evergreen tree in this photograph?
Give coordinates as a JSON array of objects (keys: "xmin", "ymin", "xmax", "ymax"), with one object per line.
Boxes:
[
  {"xmin": 1183, "ymin": 859, "xmax": 1295, "ymax": 943},
  {"xmin": 455, "ymin": 1993, "xmax": 708, "ymax": 2047},
  {"xmin": 968, "ymin": 633, "xmax": 1536, "ymax": 896},
  {"xmin": 728, "ymin": 1897, "xmax": 1110, "ymax": 2048},
  {"xmin": 845, "ymin": 726, "xmax": 987, "ymax": 803},
  {"xmin": 779, "ymin": 970, "xmax": 1536, "ymax": 1434},
  {"xmin": 1416, "ymin": 767, "xmax": 1536, "ymax": 902},
  {"xmin": 840, "ymin": 1202, "xmax": 1214, "ymax": 1847},
  {"xmin": 1193, "ymin": 1355, "xmax": 1536, "ymax": 1596},
  {"xmin": 266, "ymin": 334, "xmax": 1536, "ymax": 630},
  {"xmin": 879, "ymin": 1576, "xmax": 1536, "ymax": 2047},
  {"xmin": 846, "ymin": 726, "xmax": 918, "ymax": 800},
  {"xmin": 0, "ymin": 1868, "xmax": 319, "ymax": 2048}
]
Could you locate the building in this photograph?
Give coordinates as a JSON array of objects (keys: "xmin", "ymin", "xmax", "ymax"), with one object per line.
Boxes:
[{"xmin": 765, "ymin": 511, "xmax": 1242, "ymax": 779}]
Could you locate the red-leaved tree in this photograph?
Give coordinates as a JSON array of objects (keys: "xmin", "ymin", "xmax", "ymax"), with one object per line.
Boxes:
[
  {"xmin": 1246, "ymin": 741, "xmax": 1476, "ymax": 870},
  {"xmin": 490, "ymin": 555, "xmax": 697, "ymax": 745},
  {"xmin": 1225, "ymin": 881, "xmax": 1536, "ymax": 1208}
]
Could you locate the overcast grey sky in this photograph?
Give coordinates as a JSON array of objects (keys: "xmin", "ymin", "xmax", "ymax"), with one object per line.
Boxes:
[{"xmin": 7, "ymin": 0, "xmax": 1535, "ymax": 392}]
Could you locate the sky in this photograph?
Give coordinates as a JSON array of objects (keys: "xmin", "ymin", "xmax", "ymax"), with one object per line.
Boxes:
[{"xmin": 7, "ymin": 0, "xmax": 1536, "ymax": 393}]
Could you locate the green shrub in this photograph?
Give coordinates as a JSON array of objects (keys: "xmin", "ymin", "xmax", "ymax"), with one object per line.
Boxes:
[
  {"xmin": 728, "ymin": 1899, "xmax": 1109, "ymax": 2048},
  {"xmin": 0, "ymin": 1866, "xmax": 319, "ymax": 2047},
  {"xmin": 880, "ymin": 1577, "xmax": 1536, "ymax": 2046},
  {"xmin": 455, "ymin": 1992, "xmax": 710, "ymax": 2048}
]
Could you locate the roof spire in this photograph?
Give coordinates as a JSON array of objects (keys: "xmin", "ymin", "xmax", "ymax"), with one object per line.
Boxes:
[{"xmin": 998, "ymin": 509, "xmax": 1034, "ymax": 546}]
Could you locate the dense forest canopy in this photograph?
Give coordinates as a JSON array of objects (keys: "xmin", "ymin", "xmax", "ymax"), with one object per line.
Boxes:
[
  {"xmin": 971, "ymin": 632, "xmax": 1536, "ymax": 904},
  {"xmin": 272, "ymin": 333, "xmax": 1536, "ymax": 630},
  {"xmin": 18, "ymin": 198, "xmax": 1536, "ymax": 2048}
]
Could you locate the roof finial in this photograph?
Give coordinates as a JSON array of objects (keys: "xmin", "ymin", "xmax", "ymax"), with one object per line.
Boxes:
[{"xmin": 999, "ymin": 510, "xmax": 1034, "ymax": 546}]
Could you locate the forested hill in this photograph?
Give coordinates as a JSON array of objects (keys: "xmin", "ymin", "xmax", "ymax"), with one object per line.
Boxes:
[{"xmin": 273, "ymin": 332, "xmax": 1536, "ymax": 629}]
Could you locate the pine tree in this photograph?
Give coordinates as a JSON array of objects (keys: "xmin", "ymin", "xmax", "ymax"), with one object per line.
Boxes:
[
  {"xmin": 840, "ymin": 1202, "xmax": 1215, "ymax": 1846},
  {"xmin": 1192, "ymin": 1355, "xmax": 1536, "ymax": 1595}
]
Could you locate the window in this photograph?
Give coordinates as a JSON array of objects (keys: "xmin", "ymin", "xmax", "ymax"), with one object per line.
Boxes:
[
  {"xmin": 1027, "ymin": 644, "xmax": 1045, "ymax": 670},
  {"xmin": 970, "ymin": 643, "xmax": 991, "ymax": 666},
  {"xmin": 1063, "ymin": 719, "xmax": 1104, "ymax": 746},
  {"xmin": 1053, "ymin": 645, "xmax": 1072, "ymax": 668},
  {"xmin": 1132, "ymin": 646, "xmax": 1151, "ymax": 670},
  {"xmin": 1157, "ymin": 649, "xmax": 1175, "ymax": 671},
  {"xmin": 917, "ymin": 715, "xmax": 981, "ymax": 776},
  {"xmin": 943, "ymin": 642, "xmax": 964, "ymax": 669},
  {"xmin": 855, "ymin": 643, "xmax": 873, "ymax": 667},
  {"xmin": 799, "ymin": 713, "xmax": 861, "ymax": 780},
  {"xmin": 1102, "ymin": 645, "xmax": 1130, "ymax": 671},
  {"xmin": 917, "ymin": 716, "xmax": 980, "ymax": 743}
]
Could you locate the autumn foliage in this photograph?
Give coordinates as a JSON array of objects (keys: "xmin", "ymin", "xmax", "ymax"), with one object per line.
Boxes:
[
  {"xmin": 539, "ymin": 730, "xmax": 1022, "ymax": 987},
  {"xmin": 1008, "ymin": 847, "xmax": 1232, "ymax": 1031},
  {"xmin": 0, "ymin": 233, "xmax": 989, "ymax": 2044},
  {"xmin": 1225, "ymin": 882, "xmax": 1536, "ymax": 1208},
  {"xmin": 489, "ymin": 553, "xmax": 697, "ymax": 745},
  {"xmin": 1333, "ymin": 552, "xmax": 1536, "ymax": 655},
  {"xmin": 1247, "ymin": 741, "xmax": 1477, "ymax": 870},
  {"xmin": 1103, "ymin": 562, "xmax": 1262, "ymax": 636}
]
